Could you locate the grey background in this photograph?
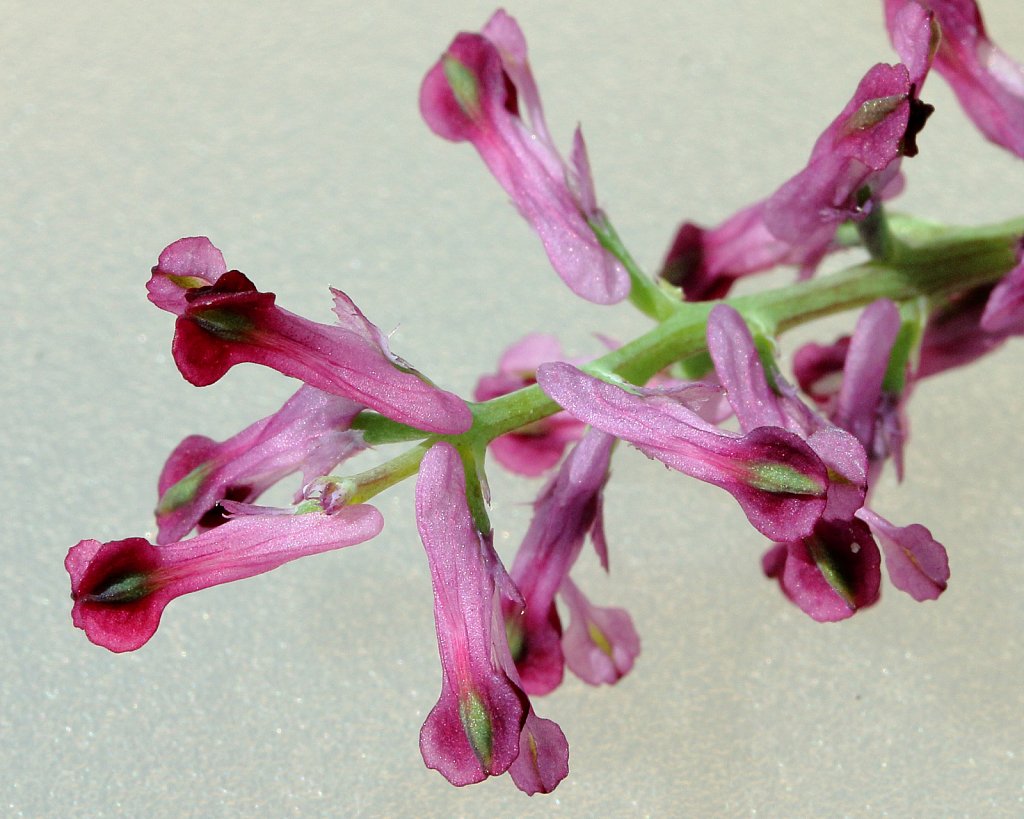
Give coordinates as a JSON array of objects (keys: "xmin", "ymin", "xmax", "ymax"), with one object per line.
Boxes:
[{"xmin": 3, "ymin": 1, "xmax": 1023, "ymax": 815}]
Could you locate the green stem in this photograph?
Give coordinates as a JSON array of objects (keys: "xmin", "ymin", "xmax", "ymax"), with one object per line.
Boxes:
[
  {"xmin": 336, "ymin": 216, "xmax": 1024, "ymax": 501},
  {"xmin": 592, "ymin": 219, "xmax": 679, "ymax": 322}
]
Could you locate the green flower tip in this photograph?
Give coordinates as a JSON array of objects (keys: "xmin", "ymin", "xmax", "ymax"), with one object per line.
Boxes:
[
  {"xmin": 458, "ymin": 689, "xmax": 495, "ymax": 769},
  {"xmin": 156, "ymin": 463, "xmax": 212, "ymax": 515},
  {"xmin": 443, "ymin": 55, "xmax": 481, "ymax": 118},
  {"xmin": 83, "ymin": 571, "xmax": 154, "ymax": 605},
  {"xmin": 746, "ymin": 461, "xmax": 827, "ymax": 497}
]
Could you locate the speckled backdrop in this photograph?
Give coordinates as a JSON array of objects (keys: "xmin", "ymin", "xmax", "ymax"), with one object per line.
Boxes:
[{"xmin": 3, "ymin": 1, "xmax": 1023, "ymax": 815}]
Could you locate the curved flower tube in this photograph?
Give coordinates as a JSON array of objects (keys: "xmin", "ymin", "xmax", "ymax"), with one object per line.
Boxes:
[{"xmin": 66, "ymin": 507, "xmax": 384, "ymax": 653}]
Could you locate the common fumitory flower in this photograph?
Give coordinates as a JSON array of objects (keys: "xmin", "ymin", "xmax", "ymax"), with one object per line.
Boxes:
[
  {"xmin": 504, "ymin": 430, "xmax": 638, "ymax": 694},
  {"xmin": 415, "ymin": 442, "xmax": 568, "ymax": 792},
  {"xmin": 660, "ymin": 6, "xmax": 935, "ymax": 300},
  {"xmin": 474, "ymin": 333, "xmax": 585, "ymax": 476},
  {"xmin": 558, "ymin": 577, "xmax": 640, "ymax": 687},
  {"xmin": 66, "ymin": 507, "xmax": 384, "ymax": 653},
  {"xmin": 884, "ymin": 0, "xmax": 1024, "ymax": 157},
  {"xmin": 536, "ymin": 363, "xmax": 829, "ymax": 543},
  {"xmin": 706, "ymin": 304, "xmax": 948, "ymax": 612},
  {"xmin": 420, "ymin": 10, "xmax": 630, "ymax": 304},
  {"xmin": 147, "ymin": 237, "xmax": 471, "ymax": 435},
  {"xmin": 155, "ymin": 385, "xmax": 366, "ymax": 544}
]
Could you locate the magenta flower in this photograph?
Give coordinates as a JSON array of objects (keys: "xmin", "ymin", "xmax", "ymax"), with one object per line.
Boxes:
[
  {"xmin": 919, "ymin": 240, "xmax": 1024, "ymax": 376},
  {"xmin": 885, "ymin": 0, "xmax": 1024, "ymax": 157},
  {"xmin": 474, "ymin": 333, "xmax": 585, "ymax": 476},
  {"xmin": 981, "ymin": 244, "xmax": 1024, "ymax": 333},
  {"xmin": 761, "ymin": 519, "xmax": 882, "ymax": 622},
  {"xmin": 415, "ymin": 442, "xmax": 568, "ymax": 792},
  {"xmin": 66, "ymin": 506, "xmax": 384, "ymax": 653},
  {"xmin": 504, "ymin": 430, "xmax": 631, "ymax": 694},
  {"xmin": 661, "ymin": 8, "xmax": 934, "ymax": 299},
  {"xmin": 536, "ymin": 363, "xmax": 829, "ymax": 543},
  {"xmin": 706, "ymin": 303, "xmax": 948, "ymax": 613},
  {"xmin": 156, "ymin": 385, "xmax": 366, "ymax": 544},
  {"xmin": 420, "ymin": 10, "xmax": 629, "ymax": 304},
  {"xmin": 148, "ymin": 237, "xmax": 471, "ymax": 435},
  {"xmin": 559, "ymin": 577, "xmax": 640, "ymax": 687}
]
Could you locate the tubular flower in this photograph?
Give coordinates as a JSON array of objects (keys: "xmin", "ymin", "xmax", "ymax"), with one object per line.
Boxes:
[
  {"xmin": 148, "ymin": 237, "xmax": 471, "ymax": 435},
  {"xmin": 707, "ymin": 303, "xmax": 948, "ymax": 613},
  {"xmin": 155, "ymin": 385, "xmax": 366, "ymax": 544},
  {"xmin": 66, "ymin": 507, "xmax": 384, "ymax": 653},
  {"xmin": 474, "ymin": 334, "xmax": 585, "ymax": 476},
  {"xmin": 536, "ymin": 362, "xmax": 829, "ymax": 543},
  {"xmin": 415, "ymin": 443, "xmax": 568, "ymax": 792},
  {"xmin": 503, "ymin": 430, "xmax": 634, "ymax": 694},
  {"xmin": 660, "ymin": 6, "xmax": 935, "ymax": 299},
  {"xmin": 884, "ymin": 0, "xmax": 1024, "ymax": 157},
  {"xmin": 420, "ymin": 10, "xmax": 629, "ymax": 304}
]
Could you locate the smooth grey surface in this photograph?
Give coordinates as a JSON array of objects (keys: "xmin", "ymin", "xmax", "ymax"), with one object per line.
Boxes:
[{"xmin": 3, "ymin": 1, "xmax": 1023, "ymax": 816}]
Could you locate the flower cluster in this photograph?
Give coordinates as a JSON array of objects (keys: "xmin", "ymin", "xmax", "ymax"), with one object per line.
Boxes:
[{"xmin": 67, "ymin": 2, "xmax": 1024, "ymax": 795}]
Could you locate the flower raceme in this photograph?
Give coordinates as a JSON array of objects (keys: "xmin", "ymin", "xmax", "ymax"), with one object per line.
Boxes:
[
  {"xmin": 705, "ymin": 304, "xmax": 948, "ymax": 617},
  {"xmin": 64, "ymin": 2, "xmax": 1024, "ymax": 798},
  {"xmin": 420, "ymin": 10, "xmax": 630, "ymax": 305}
]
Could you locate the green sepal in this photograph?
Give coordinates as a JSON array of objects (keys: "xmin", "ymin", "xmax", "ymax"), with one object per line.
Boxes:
[
  {"xmin": 458, "ymin": 690, "xmax": 494, "ymax": 769},
  {"xmin": 156, "ymin": 463, "xmax": 212, "ymax": 515}
]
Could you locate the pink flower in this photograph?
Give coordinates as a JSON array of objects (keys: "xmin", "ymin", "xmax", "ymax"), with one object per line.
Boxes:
[
  {"xmin": 66, "ymin": 506, "xmax": 384, "ymax": 653},
  {"xmin": 661, "ymin": 8, "xmax": 935, "ymax": 299},
  {"xmin": 148, "ymin": 237, "xmax": 471, "ymax": 435},
  {"xmin": 536, "ymin": 363, "xmax": 829, "ymax": 543},
  {"xmin": 559, "ymin": 577, "xmax": 640, "ymax": 687},
  {"xmin": 420, "ymin": 11, "xmax": 629, "ymax": 304},
  {"xmin": 504, "ymin": 430, "xmax": 636, "ymax": 694},
  {"xmin": 474, "ymin": 334, "xmax": 585, "ymax": 476},
  {"xmin": 415, "ymin": 443, "xmax": 568, "ymax": 792},
  {"xmin": 155, "ymin": 385, "xmax": 366, "ymax": 544},
  {"xmin": 707, "ymin": 303, "xmax": 948, "ymax": 613},
  {"xmin": 885, "ymin": 0, "xmax": 1024, "ymax": 157}
]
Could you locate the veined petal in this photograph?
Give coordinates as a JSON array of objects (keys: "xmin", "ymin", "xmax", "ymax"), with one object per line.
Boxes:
[
  {"xmin": 169, "ymin": 269, "xmax": 470, "ymax": 434},
  {"xmin": 66, "ymin": 506, "xmax": 384, "ymax": 653},
  {"xmin": 559, "ymin": 577, "xmax": 640, "ymax": 687},
  {"xmin": 147, "ymin": 236, "xmax": 227, "ymax": 314},
  {"xmin": 857, "ymin": 507, "xmax": 949, "ymax": 600},
  {"xmin": 420, "ymin": 14, "xmax": 629, "ymax": 304},
  {"xmin": 155, "ymin": 385, "xmax": 366, "ymax": 544},
  {"xmin": 762, "ymin": 518, "xmax": 882, "ymax": 622},
  {"xmin": 537, "ymin": 363, "xmax": 828, "ymax": 542},
  {"xmin": 506, "ymin": 430, "xmax": 615, "ymax": 694},
  {"xmin": 886, "ymin": 0, "xmax": 1024, "ymax": 156},
  {"xmin": 416, "ymin": 443, "xmax": 526, "ymax": 785}
]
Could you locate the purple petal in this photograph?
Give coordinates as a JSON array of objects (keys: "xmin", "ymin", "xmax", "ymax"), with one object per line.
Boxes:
[
  {"xmin": 559, "ymin": 577, "xmax": 640, "ymax": 686},
  {"xmin": 66, "ymin": 507, "xmax": 383, "ymax": 653},
  {"xmin": 857, "ymin": 507, "xmax": 949, "ymax": 600},
  {"xmin": 537, "ymin": 363, "xmax": 827, "ymax": 542},
  {"xmin": 762, "ymin": 518, "xmax": 881, "ymax": 622},
  {"xmin": 155, "ymin": 385, "xmax": 365, "ymax": 544},
  {"xmin": 416, "ymin": 443, "xmax": 526, "ymax": 785},
  {"xmin": 170, "ymin": 270, "xmax": 470, "ymax": 434}
]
